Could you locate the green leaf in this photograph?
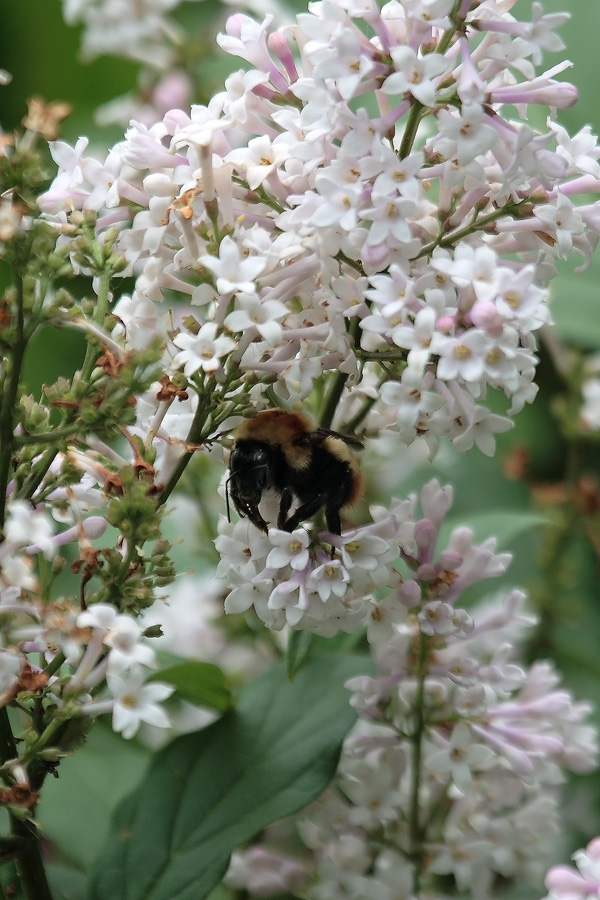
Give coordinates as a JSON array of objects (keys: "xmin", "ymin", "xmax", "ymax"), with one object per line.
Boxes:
[
  {"xmin": 147, "ymin": 661, "xmax": 232, "ymax": 711},
  {"xmin": 88, "ymin": 654, "xmax": 370, "ymax": 900},
  {"xmin": 47, "ymin": 863, "xmax": 88, "ymax": 900},
  {"xmin": 551, "ymin": 272, "xmax": 600, "ymax": 349},
  {"xmin": 285, "ymin": 629, "xmax": 314, "ymax": 680},
  {"xmin": 37, "ymin": 723, "xmax": 150, "ymax": 871}
]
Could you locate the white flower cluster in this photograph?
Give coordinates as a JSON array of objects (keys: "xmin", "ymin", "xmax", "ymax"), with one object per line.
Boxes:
[
  {"xmin": 0, "ymin": 494, "xmax": 174, "ymax": 743},
  {"xmin": 217, "ymin": 478, "xmax": 504, "ymax": 638},
  {"xmin": 0, "ymin": 563, "xmax": 173, "ymax": 740},
  {"xmin": 226, "ymin": 591, "xmax": 598, "ymax": 899},
  {"xmin": 40, "ymin": 0, "xmax": 600, "ymax": 459},
  {"xmin": 60, "ymin": 0, "xmax": 185, "ymax": 67}
]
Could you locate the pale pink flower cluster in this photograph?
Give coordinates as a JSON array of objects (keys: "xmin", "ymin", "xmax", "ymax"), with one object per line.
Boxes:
[
  {"xmin": 227, "ymin": 590, "xmax": 597, "ymax": 899},
  {"xmin": 39, "ymin": 0, "xmax": 600, "ymax": 459},
  {"xmin": 542, "ymin": 837, "xmax": 600, "ymax": 900}
]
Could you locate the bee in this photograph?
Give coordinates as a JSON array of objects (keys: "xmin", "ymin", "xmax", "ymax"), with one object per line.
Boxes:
[{"xmin": 227, "ymin": 409, "xmax": 363, "ymax": 537}]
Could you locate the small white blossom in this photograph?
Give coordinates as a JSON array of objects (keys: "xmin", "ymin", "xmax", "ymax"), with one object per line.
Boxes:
[
  {"xmin": 4, "ymin": 500, "xmax": 55, "ymax": 559},
  {"xmin": 200, "ymin": 235, "xmax": 266, "ymax": 295},
  {"xmin": 266, "ymin": 528, "xmax": 310, "ymax": 571},
  {"xmin": 172, "ymin": 323, "xmax": 235, "ymax": 375},
  {"xmin": 107, "ymin": 669, "xmax": 174, "ymax": 739}
]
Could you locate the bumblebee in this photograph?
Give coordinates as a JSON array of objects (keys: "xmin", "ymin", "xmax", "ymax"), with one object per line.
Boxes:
[{"xmin": 227, "ymin": 409, "xmax": 363, "ymax": 536}]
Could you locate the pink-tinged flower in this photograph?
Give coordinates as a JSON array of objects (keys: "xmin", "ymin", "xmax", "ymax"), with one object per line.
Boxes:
[
  {"xmin": 335, "ymin": 529, "xmax": 395, "ymax": 572},
  {"xmin": 435, "ymin": 330, "xmax": 489, "ymax": 383},
  {"xmin": 367, "ymin": 594, "xmax": 408, "ymax": 644},
  {"xmin": 226, "ymin": 847, "xmax": 309, "ymax": 896},
  {"xmin": 217, "ymin": 14, "xmax": 289, "ymax": 94},
  {"xmin": 418, "ymin": 600, "xmax": 455, "ymax": 636},
  {"xmin": 534, "ymin": 192, "xmax": 585, "ymax": 257},
  {"xmin": 435, "ymin": 103, "xmax": 498, "ymax": 166},
  {"xmin": 544, "ymin": 837, "xmax": 600, "ymax": 899},
  {"xmin": 488, "ymin": 63, "xmax": 578, "ymax": 110},
  {"xmin": 450, "ymin": 402, "xmax": 514, "ymax": 457},
  {"xmin": 267, "ymin": 574, "xmax": 310, "ymax": 628},
  {"xmin": 310, "ymin": 28, "xmax": 379, "ymax": 100},
  {"xmin": 427, "ymin": 722, "xmax": 496, "ymax": 792},
  {"xmin": 37, "ymin": 136, "xmax": 91, "ymax": 213},
  {"xmin": 307, "ymin": 558, "xmax": 350, "ymax": 601},
  {"xmin": 172, "ymin": 323, "xmax": 236, "ymax": 376},
  {"xmin": 432, "ymin": 243, "xmax": 502, "ymax": 304},
  {"xmin": 549, "ymin": 121, "xmax": 600, "ymax": 178}
]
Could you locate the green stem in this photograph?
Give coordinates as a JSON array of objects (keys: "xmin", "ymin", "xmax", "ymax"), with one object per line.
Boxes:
[
  {"xmin": 157, "ymin": 393, "xmax": 211, "ymax": 506},
  {"xmin": 0, "ymin": 710, "xmax": 54, "ymax": 900},
  {"xmin": 320, "ymin": 319, "xmax": 361, "ymax": 429},
  {"xmin": 0, "ymin": 272, "xmax": 27, "ymax": 529},
  {"xmin": 10, "ymin": 816, "xmax": 54, "ymax": 900},
  {"xmin": 25, "ymin": 273, "xmax": 51, "ymax": 340},
  {"xmin": 344, "ymin": 395, "xmax": 377, "ymax": 434},
  {"xmin": 18, "ymin": 446, "xmax": 61, "ymax": 503},
  {"xmin": 413, "ymin": 201, "xmax": 528, "ymax": 261},
  {"xmin": 408, "ymin": 630, "xmax": 430, "ymax": 893},
  {"xmin": 79, "ymin": 264, "xmax": 113, "ymax": 384},
  {"xmin": 16, "ymin": 716, "xmax": 66, "ymax": 771},
  {"xmin": 320, "ymin": 371, "xmax": 348, "ymax": 430},
  {"xmin": 399, "ymin": 100, "xmax": 425, "ymax": 159},
  {"xmin": 13, "ymin": 424, "xmax": 82, "ymax": 446},
  {"xmin": 437, "ymin": 5, "xmax": 461, "ymax": 55},
  {"xmin": 43, "ymin": 652, "xmax": 66, "ymax": 679}
]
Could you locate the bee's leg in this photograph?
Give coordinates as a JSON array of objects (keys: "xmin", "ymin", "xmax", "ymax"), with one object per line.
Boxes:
[
  {"xmin": 282, "ymin": 495, "xmax": 325, "ymax": 532},
  {"xmin": 277, "ymin": 488, "xmax": 294, "ymax": 529},
  {"xmin": 241, "ymin": 501, "xmax": 269, "ymax": 533},
  {"xmin": 324, "ymin": 504, "xmax": 343, "ymax": 557},
  {"xmin": 325, "ymin": 504, "xmax": 342, "ymax": 537}
]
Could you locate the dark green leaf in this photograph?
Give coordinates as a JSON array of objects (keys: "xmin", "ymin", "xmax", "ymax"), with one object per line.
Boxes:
[
  {"xmin": 285, "ymin": 629, "xmax": 314, "ymax": 680},
  {"xmin": 47, "ymin": 863, "xmax": 88, "ymax": 900},
  {"xmin": 88, "ymin": 654, "xmax": 370, "ymax": 900},
  {"xmin": 37, "ymin": 724, "xmax": 150, "ymax": 871},
  {"xmin": 148, "ymin": 661, "xmax": 232, "ymax": 711}
]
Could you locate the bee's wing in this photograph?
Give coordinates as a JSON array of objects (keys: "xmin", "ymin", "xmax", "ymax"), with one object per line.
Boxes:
[{"xmin": 295, "ymin": 427, "xmax": 364, "ymax": 450}]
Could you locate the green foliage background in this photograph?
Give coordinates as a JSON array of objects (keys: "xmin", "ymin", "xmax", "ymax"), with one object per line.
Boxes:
[{"xmin": 2, "ymin": 1, "xmax": 600, "ymax": 897}]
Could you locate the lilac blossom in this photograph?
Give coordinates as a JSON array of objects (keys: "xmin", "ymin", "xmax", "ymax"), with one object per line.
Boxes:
[
  {"xmin": 225, "ymin": 579, "xmax": 597, "ymax": 898},
  {"xmin": 38, "ymin": 0, "xmax": 600, "ymax": 461}
]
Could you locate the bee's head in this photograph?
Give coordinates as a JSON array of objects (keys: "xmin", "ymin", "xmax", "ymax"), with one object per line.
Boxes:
[{"xmin": 228, "ymin": 442, "xmax": 272, "ymax": 499}]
